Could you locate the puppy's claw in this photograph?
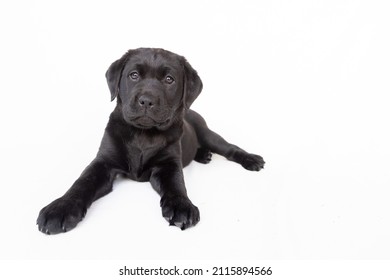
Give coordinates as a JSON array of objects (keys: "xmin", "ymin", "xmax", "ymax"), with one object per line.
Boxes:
[
  {"xmin": 37, "ymin": 198, "xmax": 85, "ymax": 235},
  {"xmin": 161, "ymin": 196, "xmax": 200, "ymax": 230}
]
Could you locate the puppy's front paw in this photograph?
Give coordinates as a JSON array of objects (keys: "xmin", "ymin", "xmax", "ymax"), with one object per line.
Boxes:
[
  {"xmin": 241, "ymin": 153, "xmax": 265, "ymax": 171},
  {"xmin": 160, "ymin": 195, "xmax": 200, "ymax": 230},
  {"xmin": 37, "ymin": 198, "xmax": 86, "ymax": 235}
]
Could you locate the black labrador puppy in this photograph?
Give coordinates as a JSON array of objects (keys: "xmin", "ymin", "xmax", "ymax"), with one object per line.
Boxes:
[{"xmin": 37, "ymin": 48, "xmax": 265, "ymax": 234}]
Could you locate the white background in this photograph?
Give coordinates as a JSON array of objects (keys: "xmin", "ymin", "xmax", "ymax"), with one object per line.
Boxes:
[{"xmin": 0, "ymin": 0, "xmax": 390, "ymax": 261}]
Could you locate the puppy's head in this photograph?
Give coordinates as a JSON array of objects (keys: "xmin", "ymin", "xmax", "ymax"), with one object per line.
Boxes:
[{"xmin": 106, "ymin": 48, "xmax": 202, "ymax": 130}]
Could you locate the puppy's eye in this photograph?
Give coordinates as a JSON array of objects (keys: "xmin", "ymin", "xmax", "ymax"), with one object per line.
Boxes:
[
  {"xmin": 129, "ymin": 71, "xmax": 139, "ymax": 80},
  {"xmin": 165, "ymin": 75, "xmax": 174, "ymax": 84}
]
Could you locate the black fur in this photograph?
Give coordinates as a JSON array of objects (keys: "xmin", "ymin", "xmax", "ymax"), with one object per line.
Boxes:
[{"xmin": 37, "ymin": 48, "xmax": 265, "ymax": 234}]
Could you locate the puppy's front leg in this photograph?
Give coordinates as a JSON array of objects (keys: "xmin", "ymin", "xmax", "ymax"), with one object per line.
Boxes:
[
  {"xmin": 150, "ymin": 160, "xmax": 200, "ymax": 230},
  {"xmin": 37, "ymin": 158, "xmax": 117, "ymax": 234}
]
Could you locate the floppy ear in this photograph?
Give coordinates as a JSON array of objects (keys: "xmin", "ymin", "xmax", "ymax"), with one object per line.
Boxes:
[
  {"xmin": 105, "ymin": 51, "xmax": 131, "ymax": 101},
  {"xmin": 183, "ymin": 59, "xmax": 203, "ymax": 109}
]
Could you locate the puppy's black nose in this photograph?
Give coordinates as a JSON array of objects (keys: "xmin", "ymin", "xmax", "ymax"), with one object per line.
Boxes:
[{"xmin": 138, "ymin": 95, "xmax": 155, "ymax": 109}]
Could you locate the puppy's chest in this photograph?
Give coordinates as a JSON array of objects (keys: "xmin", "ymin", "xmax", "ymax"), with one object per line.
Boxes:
[{"xmin": 124, "ymin": 134, "xmax": 167, "ymax": 180}]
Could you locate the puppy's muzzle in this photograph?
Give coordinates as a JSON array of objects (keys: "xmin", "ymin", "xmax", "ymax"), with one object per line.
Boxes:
[{"xmin": 137, "ymin": 93, "xmax": 158, "ymax": 110}]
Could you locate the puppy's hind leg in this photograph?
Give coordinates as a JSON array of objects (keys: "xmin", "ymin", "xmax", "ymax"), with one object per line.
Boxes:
[
  {"xmin": 194, "ymin": 147, "xmax": 212, "ymax": 164},
  {"xmin": 186, "ymin": 110, "xmax": 265, "ymax": 171}
]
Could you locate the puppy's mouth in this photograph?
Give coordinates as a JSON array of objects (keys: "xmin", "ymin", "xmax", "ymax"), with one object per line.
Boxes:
[{"xmin": 131, "ymin": 116, "xmax": 171, "ymax": 129}]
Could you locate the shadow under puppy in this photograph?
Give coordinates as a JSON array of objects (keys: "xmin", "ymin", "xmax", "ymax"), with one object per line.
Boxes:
[{"xmin": 37, "ymin": 48, "xmax": 265, "ymax": 234}]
